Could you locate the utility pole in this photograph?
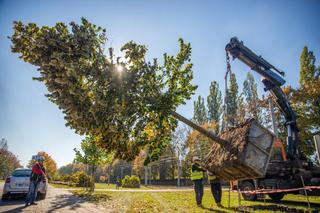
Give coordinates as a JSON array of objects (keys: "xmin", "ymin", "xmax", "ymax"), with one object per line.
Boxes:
[
  {"xmin": 144, "ymin": 166, "xmax": 148, "ymax": 186},
  {"xmin": 120, "ymin": 167, "xmax": 124, "ymax": 179},
  {"xmin": 108, "ymin": 165, "xmax": 111, "ymax": 184},
  {"xmin": 149, "ymin": 166, "xmax": 152, "ymax": 185},
  {"xmin": 177, "ymin": 151, "xmax": 181, "ymax": 187}
]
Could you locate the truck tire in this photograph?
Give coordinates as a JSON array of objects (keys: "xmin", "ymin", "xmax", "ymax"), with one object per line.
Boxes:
[
  {"xmin": 268, "ymin": 193, "xmax": 284, "ymax": 201},
  {"xmin": 240, "ymin": 181, "xmax": 257, "ymax": 201},
  {"xmin": 1, "ymin": 194, "xmax": 9, "ymax": 200},
  {"xmin": 39, "ymin": 192, "xmax": 47, "ymax": 200}
]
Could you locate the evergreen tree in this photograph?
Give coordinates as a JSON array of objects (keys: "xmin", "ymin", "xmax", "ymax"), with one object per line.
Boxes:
[
  {"xmin": 226, "ymin": 73, "xmax": 239, "ymax": 126},
  {"xmin": 290, "ymin": 46, "xmax": 320, "ymax": 156},
  {"xmin": 236, "ymin": 93, "xmax": 246, "ymax": 124},
  {"xmin": 300, "ymin": 46, "xmax": 316, "ymax": 85},
  {"xmin": 243, "ymin": 72, "xmax": 260, "ymax": 121},
  {"xmin": 207, "ymin": 81, "xmax": 222, "ymax": 123},
  {"xmin": 193, "ymin": 95, "xmax": 207, "ymax": 125}
]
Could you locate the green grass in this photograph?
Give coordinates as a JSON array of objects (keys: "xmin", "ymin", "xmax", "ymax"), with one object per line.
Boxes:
[
  {"xmin": 51, "ymin": 182, "xmax": 163, "ymax": 190},
  {"xmin": 50, "ymin": 183, "xmax": 79, "ymax": 189},
  {"xmin": 72, "ymin": 189, "xmax": 320, "ymax": 212},
  {"xmin": 95, "ymin": 183, "xmax": 163, "ymax": 190},
  {"xmin": 0, "ymin": 179, "xmax": 4, "ymax": 184}
]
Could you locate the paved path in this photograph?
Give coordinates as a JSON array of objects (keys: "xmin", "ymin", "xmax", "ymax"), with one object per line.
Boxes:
[{"xmin": 0, "ymin": 184, "xmax": 106, "ymax": 212}]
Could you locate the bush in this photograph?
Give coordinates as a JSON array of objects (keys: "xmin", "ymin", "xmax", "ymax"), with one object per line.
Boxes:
[
  {"xmin": 71, "ymin": 171, "xmax": 92, "ymax": 187},
  {"xmin": 59, "ymin": 172, "xmax": 91, "ymax": 187},
  {"xmin": 121, "ymin": 175, "xmax": 140, "ymax": 188}
]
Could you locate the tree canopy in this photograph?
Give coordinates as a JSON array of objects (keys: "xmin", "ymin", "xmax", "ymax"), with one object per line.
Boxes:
[
  {"xmin": 207, "ymin": 81, "xmax": 222, "ymax": 124},
  {"xmin": 10, "ymin": 18, "xmax": 197, "ymax": 163},
  {"xmin": 0, "ymin": 139, "xmax": 21, "ymax": 179},
  {"xmin": 225, "ymin": 73, "xmax": 239, "ymax": 127},
  {"xmin": 193, "ymin": 95, "xmax": 207, "ymax": 125},
  {"xmin": 74, "ymin": 135, "xmax": 112, "ymax": 166}
]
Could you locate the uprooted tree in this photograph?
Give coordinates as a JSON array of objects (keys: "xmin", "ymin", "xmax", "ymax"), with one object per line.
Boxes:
[{"xmin": 10, "ymin": 18, "xmax": 197, "ymax": 164}]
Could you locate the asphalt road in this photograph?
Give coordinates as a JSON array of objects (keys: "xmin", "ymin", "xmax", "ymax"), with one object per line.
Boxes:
[{"xmin": 0, "ymin": 183, "xmax": 106, "ymax": 212}]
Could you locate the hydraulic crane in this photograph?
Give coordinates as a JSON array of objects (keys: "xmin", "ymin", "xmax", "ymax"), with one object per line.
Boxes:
[
  {"xmin": 225, "ymin": 37, "xmax": 320, "ymax": 201},
  {"xmin": 225, "ymin": 37, "xmax": 298, "ymax": 160}
]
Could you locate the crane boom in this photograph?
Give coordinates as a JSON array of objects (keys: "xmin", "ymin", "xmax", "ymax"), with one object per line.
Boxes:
[{"xmin": 225, "ymin": 37, "xmax": 299, "ymax": 159}]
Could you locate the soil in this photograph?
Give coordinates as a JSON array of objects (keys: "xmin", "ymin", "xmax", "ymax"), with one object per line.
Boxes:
[{"xmin": 203, "ymin": 119, "xmax": 261, "ymax": 180}]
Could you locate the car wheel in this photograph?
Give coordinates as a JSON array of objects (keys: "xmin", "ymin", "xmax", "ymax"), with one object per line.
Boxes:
[
  {"xmin": 268, "ymin": 193, "xmax": 284, "ymax": 201},
  {"xmin": 1, "ymin": 194, "xmax": 9, "ymax": 200},
  {"xmin": 38, "ymin": 192, "xmax": 46, "ymax": 200},
  {"xmin": 240, "ymin": 181, "xmax": 257, "ymax": 201}
]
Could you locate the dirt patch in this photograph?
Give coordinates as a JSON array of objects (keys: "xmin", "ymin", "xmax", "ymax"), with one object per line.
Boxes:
[{"xmin": 203, "ymin": 119, "xmax": 273, "ymax": 180}]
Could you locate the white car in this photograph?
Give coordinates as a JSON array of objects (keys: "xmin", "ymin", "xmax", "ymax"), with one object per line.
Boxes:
[{"xmin": 2, "ymin": 168, "xmax": 47, "ymax": 200}]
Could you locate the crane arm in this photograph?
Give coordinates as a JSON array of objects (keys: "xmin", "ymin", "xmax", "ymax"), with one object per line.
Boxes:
[{"xmin": 225, "ymin": 37, "xmax": 299, "ymax": 159}]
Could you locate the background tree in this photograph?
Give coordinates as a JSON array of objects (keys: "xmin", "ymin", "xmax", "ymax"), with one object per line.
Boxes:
[
  {"xmin": 236, "ymin": 93, "xmax": 246, "ymax": 124},
  {"xmin": 225, "ymin": 73, "xmax": 239, "ymax": 127},
  {"xmin": 58, "ymin": 162, "xmax": 86, "ymax": 176},
  {"xmin": 132, "ymin": 150, "xmax": 146, "ymax": 179},
  {"xmin": 186, "ymin": 122, "xmax": 218, "ymax": 160},
  {"xmin": 300, "ymin": 46, "xmax": 317, "ymax": 85},
  {"xmin": 74, "ymin": 135, "xmax": 112, "ymax": 191},
  {"xmin": 58, "ymin": 164, "xmax": 75, "ymax": 176},
  {"xmin": 27, "ymin": 151, "xmax": 58, "ymax": 180},
  {"xmin": 38, "ymin": 151, "xmax": 58, "ymax": 180},
  {"xmin": 10, "ymin": 18, "xmax": 197, "ymax": 165},
  {"xmin": 243, "ymin": 72, "xmax": 261, "ymax": 121},
  {"xmin": 0, "ymin": 138, "xmax": 21, "ymax": 179},
  {"xmin": 207, "ymin": 81, "xmax": 222, "ymax": 130},
  {"xmin": 193, "ymin": 95, "xmax": 207, "ymax": 124},
  {"xmin": 290, "ymin": 46, "xmax": 320, "ymax": 156}
]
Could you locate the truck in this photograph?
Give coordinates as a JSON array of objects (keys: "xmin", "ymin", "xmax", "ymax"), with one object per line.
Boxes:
[
  {"xmin": 173, "ymin": 37, "xmax": 320, "ymax": 201},
  {"xmin": 224, "ymin": 37, "xmax": 320, "ymax": 201}
]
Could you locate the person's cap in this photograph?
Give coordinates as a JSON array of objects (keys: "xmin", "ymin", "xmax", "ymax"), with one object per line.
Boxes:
[
  {"xmin": 32, "ymin": 155, "xmax": 45, "ymax": 162},
  {"xmin": 193, "ymin": 156, "xmax": 200, "ymax": 162}
]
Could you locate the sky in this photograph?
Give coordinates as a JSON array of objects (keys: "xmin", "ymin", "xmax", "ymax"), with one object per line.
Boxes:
[{"xmin": 0, "ymin": 0, "xmax": 319, "ymax": 168}]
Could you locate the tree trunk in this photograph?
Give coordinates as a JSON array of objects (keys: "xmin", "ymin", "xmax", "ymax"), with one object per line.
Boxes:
[
  {"xmin": 171, "ymin": 111, "xmax": 227, "ymax": 145},
  {"xmin": 90, "ymin": 165, "xmax": 95, "ymax": 192}
]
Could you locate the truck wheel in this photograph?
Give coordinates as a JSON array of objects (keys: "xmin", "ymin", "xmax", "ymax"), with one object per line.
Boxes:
[
  {"xmin": 1, "ymin": 194, "xmax": 9, "ymax": 200},
  {"xmin": 268, "ymin": 193, "xmax": 284, "ymax": 201},
  {"xmin": 240, "ymin": 181, "xmax": 257, "ymax": 201},
  {"xmin": 39, "ymin": 192, "xmax": 46, "ymax": 200}
]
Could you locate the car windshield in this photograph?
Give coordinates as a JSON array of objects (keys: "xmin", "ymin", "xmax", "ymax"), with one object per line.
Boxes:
[{"xmin": 12, "ymin": 170, "xmax": 31, "ymax": 177}]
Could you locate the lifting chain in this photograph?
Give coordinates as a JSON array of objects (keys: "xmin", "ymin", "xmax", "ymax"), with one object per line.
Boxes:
[
  {"xmin": 222, "ymin": 51, "xmax": 233, "ymax": 130},
  {"xmin": 225, "ymin": 50, "xmax": 232, "ymax": 80}
]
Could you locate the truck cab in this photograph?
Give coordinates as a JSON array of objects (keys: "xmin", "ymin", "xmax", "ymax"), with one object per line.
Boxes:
[{"xmin": 238, "ymin": 138, "xmax": 320, "ymax": 201}]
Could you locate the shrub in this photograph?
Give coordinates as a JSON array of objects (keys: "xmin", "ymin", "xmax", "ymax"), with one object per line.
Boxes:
[
  {"xmin": 71, "ymin": 171, "xmax": 92, "ymax": 187},
  {"xmin": 59, "ymin": 172, "xmax": 91, "ymax": 187},
  {"xmin": 60, "ymin": 174, "xmax": 72, "ymax": 182},
  {"xmin": 121, "ymin": 175, "xmax": 140, "ymax": 188}
]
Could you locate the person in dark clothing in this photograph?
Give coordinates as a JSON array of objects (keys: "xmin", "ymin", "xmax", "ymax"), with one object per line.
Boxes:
[
  {"xmin": 25, "ymin": 156, "xmax": 46, "ymax": 207},
  {"xmin": 191, "ymin": 156, "xmax": 206, "ymax": 207},
  {"xmin": 207, "ymin": 171, "xmax": 223, "ymax": 208},
  {"xmin": 116, "ymin": 178, "xmax": 121, "ymax": 190}
]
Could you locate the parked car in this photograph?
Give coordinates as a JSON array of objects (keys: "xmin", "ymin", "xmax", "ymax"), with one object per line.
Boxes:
[{"xmin": 1, "ymin": 168, "xmax": 47, "ymax": 200}]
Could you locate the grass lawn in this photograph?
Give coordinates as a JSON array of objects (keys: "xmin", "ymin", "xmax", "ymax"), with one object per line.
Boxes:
[
  {"xmin": 95, "ymin": 183, "xmax": 161, "ymax": 190},
  {"xmin": 72, "ymin": 189, "xmax": 320, "ymax": 212},
  {"xmin": 50, "ymin": 182, "xmax": 163, "ymax": 190},
  {"xmin": 50, "ymin": 183, "xmax": 79, "ymax": 189}
]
